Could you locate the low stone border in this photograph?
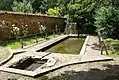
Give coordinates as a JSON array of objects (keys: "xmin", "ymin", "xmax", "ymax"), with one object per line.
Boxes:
[
  {"xmin": 79, "ymin": 36, "xmax": 90, "ymax": 56},
  {"xmin": 33, "ymin": 35, "xmax": 69, "ymax": 52},
  {"xmin": 23, "ymin": 35, "xmax": 67, "ymax": 50},
  {"xmin": 23, "ymin": 39, "xmax": 47, "ymax": 49},
  {"xmin": 0, "ymin": 48, "xmax": 27, "ymax": 66},
  {"xmin": 0, "ymin": 54, "xmax": 113, "ymax": 77},
  {"xmin": 34, "ymin": 57, "xmax": 113, "ymax": 77}
]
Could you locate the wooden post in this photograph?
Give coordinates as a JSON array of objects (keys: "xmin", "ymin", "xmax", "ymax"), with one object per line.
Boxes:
[
  {"xmin": 35, "ymin": 34, "xmax": 38, "ymax": 43},
  {"xmin": 20, "ymin": 37, "xmax": 23, "ymax": 49},
  {"xmin": 101, "ymin": 42, "xmax": 103, "ymax": 55},
  {"xmin": 53, "ymin": 29, "xmax": 55, "ymax": 37},
  {"xmin": 103, "ymin": 42, "xmax": 109, "ymax": 55},
  {"xmin": 98, "ymin": 32, "xmax": 103, "ymax": 55},
  {"xmin": 98, "ymin": 32, "xmax": 109, "ymax": 55},
  {"xmin": 45, "ymin": 32, "xmax": 48, "ymax": 40}
]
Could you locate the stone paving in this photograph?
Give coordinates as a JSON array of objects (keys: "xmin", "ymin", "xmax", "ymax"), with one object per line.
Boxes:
[
  {"xmin": 81, "ymin": 36, "xmax": 112, "ymax": 62},
  {"xmin": 0, "ymin": 35, "xmax": 113, "ymax": 77}
]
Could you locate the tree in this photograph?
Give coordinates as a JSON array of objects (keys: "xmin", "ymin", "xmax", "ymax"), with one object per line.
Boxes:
[
  {"xmin": 32, "ymin": 0, "xmax": 47, "ymax": 13},
  {"xmin": 94, "ymin": 6, "xmax": 119, "ymax": 39},
  {"xmin": 12, "ymin": 0, "xmax": 33, "ymax": 13},
  {"xmin": 46, "ymin": 0, "xmax": 100, "ymax": 34},
  {"xmin": 32, "ymin": 0, "xmax": 60, "ymax": 14},
  {"xmin": 94, "ymin": 0, "xmax": 119, "ymax": 39},
  {"xmin": 0, "ymin": 0, "xmax": 13, "ymax": 11},
  {"xmin": 67, "ymin": 0, "xmax": 98, "ymax": 34},
  {"xmin": 47, "ymin": 7, "xmax": 61, "ymax": 16}
]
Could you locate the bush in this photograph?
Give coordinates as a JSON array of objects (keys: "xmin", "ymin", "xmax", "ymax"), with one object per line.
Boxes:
[
  {"xmin": 12, "ymin": 0, "xmax": 33, "ymax": 13},
  {"xmin": 47, "ymin": 7, "xmax": 61, "ymax": 16}
]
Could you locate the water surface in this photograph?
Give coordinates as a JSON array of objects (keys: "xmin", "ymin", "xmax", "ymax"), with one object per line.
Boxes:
[{"xmin": 45, "ymin": 38, "xmax": 85, "ymax": 54}]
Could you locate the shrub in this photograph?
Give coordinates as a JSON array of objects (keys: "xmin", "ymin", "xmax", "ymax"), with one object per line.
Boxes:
[{"xmin": 12, "ymin": 0, "xmax": 33, "ymax": 13}]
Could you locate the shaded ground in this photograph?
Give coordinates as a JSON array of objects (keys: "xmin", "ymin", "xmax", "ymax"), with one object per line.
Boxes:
[
  {"xmin": 41, "ymin": 58, "xmax": 119, "ymax": 80},
  {"xmin": 0, "ymin": 57, "xmax": 119, "ymax": 80}
]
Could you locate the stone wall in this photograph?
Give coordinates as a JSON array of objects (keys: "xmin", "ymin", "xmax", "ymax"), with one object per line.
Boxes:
[{"xmin": 0, "ymin": 11, "xmax": 66, "ymax": 41}]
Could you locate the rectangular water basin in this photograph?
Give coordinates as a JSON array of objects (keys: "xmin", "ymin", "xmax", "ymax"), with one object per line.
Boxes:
[{"xmin": 41, "ymin": 37, "xmax": 85, "ymax": 55}]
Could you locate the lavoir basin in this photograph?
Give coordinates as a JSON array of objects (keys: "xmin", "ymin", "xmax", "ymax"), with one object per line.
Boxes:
[
  {"xmin": 0, "ymin": 35, "xmax": 87, "ymax": 77},
  {"xmin": 41, "ymin": 37, "xmax": 85, "ymax": 55}
]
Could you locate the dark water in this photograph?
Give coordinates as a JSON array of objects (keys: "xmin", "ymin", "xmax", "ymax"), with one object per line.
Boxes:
[
  {"xmin": 45, "ymin": 38, "xmax": 85, "ymax": 54},
  {"xmin": 9, "ymin": 58, "xmax": 47, "ymax": 71}
]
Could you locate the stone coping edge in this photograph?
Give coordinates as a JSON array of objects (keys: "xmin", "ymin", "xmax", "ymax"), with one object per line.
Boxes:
[
  {"xmin": 34, "ymin": 57, "xmax": 113, "ymax": 77},
  {"xmin": 0, "ymin": 56, "xmax": 113, "ymax": 77},
  {"xmin": 0, "ymin": 48, "xmax": 26, "ymax": 66},
  {"xmin": 23, "ymin": 39, "xmax": 46, "ymax": 49},
  {"xmin": 79, "ymin": 36, "xmax": 90, "ymax": 56}
]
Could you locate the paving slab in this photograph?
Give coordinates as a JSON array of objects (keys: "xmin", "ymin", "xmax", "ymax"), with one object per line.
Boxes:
[{"xmin": 80, "ymin": 36, "xmax": 113, "ymax": 62}]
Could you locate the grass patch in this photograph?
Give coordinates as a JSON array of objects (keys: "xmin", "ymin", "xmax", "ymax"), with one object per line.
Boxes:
[
  {"xmin": 0, "ymin": 47, "xmax": 10, "ymax": 62},
  {"xmin": 45, "ymin": 38, "xmax": 85, "ymax": 54},
  {"xmin": 0, "ymin": 34, "xmax": 54, "ymax": 49},
  {"xmin": 104, "ymin": 38, "xmax": 119, "ymax": 57}
]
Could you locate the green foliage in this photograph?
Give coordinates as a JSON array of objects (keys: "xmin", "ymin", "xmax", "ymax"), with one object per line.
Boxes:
[
  {"xmin": 1, "ymin": 0, "xmax": 119, "ymax": 36},
  {"xmin": 0, "ymin": 34, "xmax": 54, "ymax": 49},
  {"xmin": 67, "ymin": 0, "xmax": 98, "ymax": 34},
  {"xmin": 0, "ymin": 0, "xmax": 13, "ymax": 11},
  {"xmin": 32, "ymin": 0, "xmax": 47, "ymax": 13},
  {"xmin": 67, "ymin": 0, "xmax": 98, "ymax": 20},
  {"xmin": 100, "ymin": 0, "xmax": 119, "ymax": 8},
  {"xmin": 105, "ymin": 38, "xmax": 119, "ymax": 55},
  {"xmin": 12, "ymin": 0, "xmax": 33, "ymax": 13},
  {"xmin": 39, "ymin": 25, "xmax": 46, "ymax": 34},
  {"xmin": 47, "ymin": 7, "xmax": 61, "ymax": 16},
  {"xmin": 46, "ymin": 0, "xmax": 99, "ymax": 34},
  {"xmin": 32, "ymin": 0, "xmax": 61, "ymax": 13},
  {"xmin": 94, "ymin": 3, "xmax": 119, "ymax": 39},
  {"xmin": 21, "ymin": 24, "xmax": 28, "ymax": 37}
]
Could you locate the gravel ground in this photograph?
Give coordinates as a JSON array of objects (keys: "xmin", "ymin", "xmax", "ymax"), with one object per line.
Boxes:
[{"xmin": 0, "ymin": 57, "xmax": 118, "ymax": 80}]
